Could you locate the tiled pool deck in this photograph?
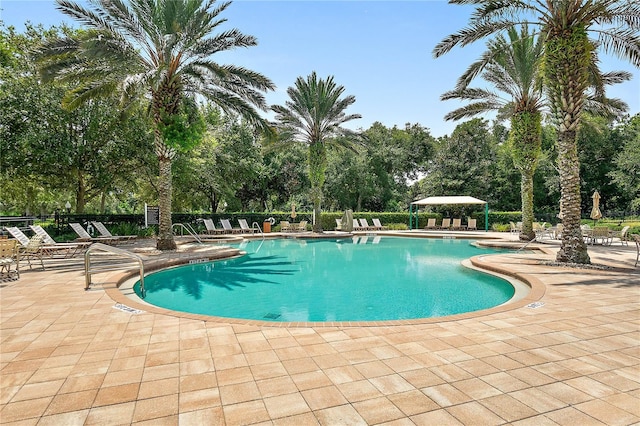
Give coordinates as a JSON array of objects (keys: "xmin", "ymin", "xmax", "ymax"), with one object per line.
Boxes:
[{"xmin": 1, "ymin": 232, "xmax": 638, "ymax": 425}]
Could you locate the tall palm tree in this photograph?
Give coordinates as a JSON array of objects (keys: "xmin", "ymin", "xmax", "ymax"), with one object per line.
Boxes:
[
  {"xmin": 442, "ymin": 25, "xmax": 545, "ymax": 241},
  {"xmin": 37, "ymin": 0, "xmax": 275, "ymax": 250},
  {"xmin": 272, "ymin": 72, "xmax": 361, "ymax": 232},
  {"xmin": 434, "ymin": 0, "xmax": 639, "ymax": 264}
]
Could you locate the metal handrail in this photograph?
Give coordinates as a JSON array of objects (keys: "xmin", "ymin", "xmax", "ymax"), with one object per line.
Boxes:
[
  {"xmin": 172, "ymin": 223, "xmax": 202, "ymax": 243},
  {"xmin": 84, "ymin": 243, "xmax": 146, "ymax": 297},
  {"xmin": 517, "ymin": 236, "xmax": 538, "ymax": 252},
  {"xmin": 252, "ymin": 222, "xmax": 265, "ymax": 240}
]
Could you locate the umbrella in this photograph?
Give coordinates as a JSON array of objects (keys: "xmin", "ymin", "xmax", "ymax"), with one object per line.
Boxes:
[
  {"xmin": 590, "ymin": 191, "xmax": 602, "ymax": 223},
  {"xmin": 291, "ymin": 203, "xmax": 297, "ymax": 220}
]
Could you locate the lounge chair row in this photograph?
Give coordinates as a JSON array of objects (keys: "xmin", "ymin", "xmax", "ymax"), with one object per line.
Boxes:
[
  {"xmin": 425, "ymin": 218, "xmax": 477, "ymax": 231},
  {"xmin": 335, "ymin": 218, "xmax": 388, "ymax": 231},
  {"xmin": 201, "ymin": 218, "xmax": 264, "ymax": 235}
]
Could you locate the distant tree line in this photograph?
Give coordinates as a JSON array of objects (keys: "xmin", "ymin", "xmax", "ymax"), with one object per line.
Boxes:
[{"xmin": 2, "ymin": 24, "xmax": 638, "ymax": 222}]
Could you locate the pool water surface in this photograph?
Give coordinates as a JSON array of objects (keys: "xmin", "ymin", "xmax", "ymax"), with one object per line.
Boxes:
[{"xmin": 133, "ymin": 237, "xmax": 516, "ymax": 322}]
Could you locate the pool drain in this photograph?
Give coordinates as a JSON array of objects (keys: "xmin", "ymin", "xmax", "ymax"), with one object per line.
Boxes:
[{"xmin": 263, "ymin": 312, "xmax": 282, "ymax": 319}]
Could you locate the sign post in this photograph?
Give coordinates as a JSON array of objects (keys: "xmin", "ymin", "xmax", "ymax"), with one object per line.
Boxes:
[{"xmin": 145, "ymin": 203, "xmax": 159, "ymax": 228}]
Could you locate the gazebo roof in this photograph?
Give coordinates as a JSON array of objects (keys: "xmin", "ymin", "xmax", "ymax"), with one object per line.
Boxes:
[{"xmin": 411, "ymin": 196, "xmax": 487, "ymax": 205}]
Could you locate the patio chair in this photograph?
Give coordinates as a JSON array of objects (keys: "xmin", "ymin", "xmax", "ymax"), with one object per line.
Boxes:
[
  {"xmin": 451, "ymin": 218, "xmax": 464, "ymax": 230},
  {"xmin": 69, "ymin": 223, "xmax": 118, "ymax": 245},
  {"xmin": 279, "ymin": 221, "xmax": 292, "ymax": 232},
  {"xmin": 220, "ymin": 219, "xmax": 242, "ymax": 234},
  {"xmin": 440, "ymin": 218, "xmax": 451, "ymax": 230},
  {"xmin": 202, "ymin": 219, "xmax": 225, "ymax": 235},
  {"xmin": 353, "ymin": 219, "xmax": 365, "ymax": 231},
  {"xmin": 510, "ymin": 221, "xmax": 518, "ymax": 233},
  {"xmin": 238, "ymin": 219, "xmax": 257, "ymax": 233},
  {"xmin": 372, "ymin": 218, "xmax": 388, "ymax": 230},
  {"xmin": 17, "ymin": 234, "xmax": 46, "ymax": 271},
  {"xmin": 29, "ymin": 225, "xmax": 91, "ymax": 257},
  {"xmin": 590, "ymin": 226, "xmax": 612, "ymax": 245},
  {"xmin": 425, "ymin": 218, "xmax": 437, "ymax": 230},
  {"xmin": 296, "ymin": 220, "xmax": 308, "ymax": 232},
  {"xmin": 610, "ymin": 225, "xmax": 630, "ymax": 246},
  {"xmin": 0, "ymin": 239, "xmax": 19, "ymax": 280},
  {"xmin": 467, "ymin": 218, "xmax": 477, "ymax": 231},
  {"xmin": 359, "ymin": 218, "xmax": 376, "ymax": 231},
  {"xmin": 335, "ymin": 218, "xmax": 342, "ymax": 231},
  {"xmin": 91, "ymin": 221, "xmax": 136, "ymax": 243}
]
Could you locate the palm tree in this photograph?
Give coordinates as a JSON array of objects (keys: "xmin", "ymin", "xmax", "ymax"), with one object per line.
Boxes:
[
  {"xmin": 442, "ymin": 25, "xmax": 545, "ymax": 242},
  {"xmin": 272, "ymin": 72, "xmax": 361, "ymax": 232},
  {"xmin": 37, "ymin": 0, "xmax": 275, "ymax": 250},
  {"xmin": 434, "ymin": 0, "xmax": 639, "ymax": 264}
]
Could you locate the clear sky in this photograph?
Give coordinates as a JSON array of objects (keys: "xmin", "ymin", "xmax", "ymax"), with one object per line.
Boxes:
[{"xmin": 1, "ymin": 0, "xmax": 638, "ymax": 137}]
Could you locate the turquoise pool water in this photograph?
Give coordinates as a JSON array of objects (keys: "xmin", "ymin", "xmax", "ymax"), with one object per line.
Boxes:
[{"xmin": 133, "ymin": 237, "xmax": 515, "ymax": 322}]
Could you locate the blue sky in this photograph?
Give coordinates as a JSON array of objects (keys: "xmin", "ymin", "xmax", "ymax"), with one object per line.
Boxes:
[{"xmin": 1, "ymin": 0, "xmax": 638, "ymax": 137}]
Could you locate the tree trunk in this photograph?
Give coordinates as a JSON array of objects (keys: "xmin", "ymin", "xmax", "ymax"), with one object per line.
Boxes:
[
  {"xmin": 76, "ymin": 171, "xmax": 85, "ymax": 214},
  {"xmin": 308, "ymin": 142, "xmax": 327, "ymax": 233},
  {"xmin": 157, "ymin": 155, "xmax": 176, "ymax": 250},
  {"xmin": 545, "ymin": 25, "xmax": 591, "ymax": 264},
  {"xmin": 556, "ymin": 129, "xmax": 590, "ymax": 263},
  {"xmin": 519, "ymin": 170, "xmax": 536, "ymax": 241}
]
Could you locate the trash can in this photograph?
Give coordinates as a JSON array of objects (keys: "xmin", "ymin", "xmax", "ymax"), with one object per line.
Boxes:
[{"xmin": 263, "ymin": 221, "xmax": 271, "ymax": 233}]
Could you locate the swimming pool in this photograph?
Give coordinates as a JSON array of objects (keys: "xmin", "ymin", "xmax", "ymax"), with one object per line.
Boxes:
[{"xmin": 132, "ymin": 237, "xmax": 521, "ymax": 322}]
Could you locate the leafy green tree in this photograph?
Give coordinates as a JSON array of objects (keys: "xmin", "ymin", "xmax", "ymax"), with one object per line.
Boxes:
[
  {"xmin": 577, "ymin": 115, "xmax": 627, "ymax": 212},
  {"xmin": 272, "ymin": 72, "xmax": 361, "ymax": 232},
  {"xmin": 418, "ymin": 119, "xmax": 496, "ymax": 209},
  {"xmin": 609, "ymin": 114, "xmax": 640, "ymax": 211},
  {"xmin": 441, "ymin": 26, "xmax": 544, "ymax": 240},
  {"xmin": 1, "ymin": 23, "xmax": 153, "ymax": 214},
  {"xmin": 37, "ymin": 0, "xmax": 274, "ymax": 249},
  {"xmin": 434, "ymin": 0, "xmax": 640, "ymax": 263}
]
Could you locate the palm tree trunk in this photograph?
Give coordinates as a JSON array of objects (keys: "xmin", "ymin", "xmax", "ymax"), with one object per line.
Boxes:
[
  {"xmin": 309, "ymin": 142, "xmax": 327, "ymax": 233},
  {"xmin": 545, "ymin": 26, "xmax": 591, "ymax": 264},
  {"xmin": 510, "ymin": 111, "xmax": 541, "ymax": 242},
  {"xmin": 155, "ymin": 133, "xmax": 177, "ymax": 250},
  {"xmin": 556, "ymin": 129, "xmax": 589, "ymax": 263},
  {"xmin": 519, "ymin": 170, "xmax": 536, "ymax": 241},
  {"xmin": 157, "ymin": 156, "xmax": 176, "ymax": 250}
]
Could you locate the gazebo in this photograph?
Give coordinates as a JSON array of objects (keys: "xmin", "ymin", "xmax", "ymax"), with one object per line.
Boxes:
[{"xmin": 409, "ymin": 196, "xmax": 489, "ymax": 231}]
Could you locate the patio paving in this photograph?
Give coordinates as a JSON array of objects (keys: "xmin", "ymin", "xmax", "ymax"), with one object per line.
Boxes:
[{"xmin": 1, "ymin": 232, "xmax": 638, "ymax": 425}]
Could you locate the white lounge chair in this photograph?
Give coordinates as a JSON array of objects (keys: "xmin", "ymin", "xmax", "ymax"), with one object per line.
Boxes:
[
  {"xmin": 359, "ymin": 218, "xmax": 376, "ymax": 231},
  {"xmin": 451, "ymin": 218, "xmax": 464, "ymax": 230},
  {"xmin": 372, "ymin": 219, "xmax": 387, "ymax": 231},
  {"xmin": 467, "ymin": 218, "xmax": 477, "ymax": 231},
  {"xmin": 202, "ymin": 219, "xmax": 225, "ymax": 235},
  {"xmin": 220, "ymin": 219, "xmax": 241, "ymax": 234},
  {"xmin": 70, "ymin": 223, "xmax": 118, "ymax": 245},
  {"xmin": 29, "ymin": 225, "xmax": 91, "ymax": 256},
  {"xmin": 238, "ymin": 219, "xmax": 257, "ymax": 233},
  {"xmin": 335, "ymin": 218, "xmax": 342, "ymax": 231},
  {"xmin": 440, "ymin": 218, "xmax": 451, "ymax": 229},
  {"xmin": 425, "ymin": 218, "xmax": 437, "ymax": 230},
  {"xmin": 7, "ymin": 226, "xmax": 86, "ymax": 258},
  {"xmin": 91, "ymin": 221, "xmax": 136, "ymax": 243}
]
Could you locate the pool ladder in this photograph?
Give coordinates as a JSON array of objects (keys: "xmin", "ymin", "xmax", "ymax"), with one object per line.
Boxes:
[
  {"xmin": 84, "ymin": 243, "xmax": 147, "ymax": 297},
  {"xmin": 252, "ymin": 222, "xmax": 265, "ymax": 240}
]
